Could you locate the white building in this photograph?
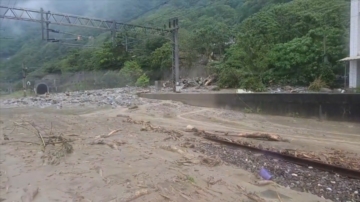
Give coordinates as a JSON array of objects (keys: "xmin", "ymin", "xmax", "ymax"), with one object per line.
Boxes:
[{"xmin": 341, "ymin": 0, "xmax": 360, "ymax": 88}]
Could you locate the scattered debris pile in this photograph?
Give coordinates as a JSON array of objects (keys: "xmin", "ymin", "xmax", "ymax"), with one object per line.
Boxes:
[
  {"xmin": 181, "ymin": 74, "xmax": 218, "ymax": 89},
  {"xmin": 0, "ymin": 87, "xmax": 147, "ymax": 108},
  {"xmin": 10, "ymin": 121, "xmax": 75, "ymax": 165},
  {"xmin": 122, "ymin": 116, "xmax": 184, "ymax": 140},
  {"xmin": 161, "ymin": 74, "xmax": 218, "ymax": 90},
  {"xmin": 89, "ymin": 128, "xmax": 127, "ymax": 150}
]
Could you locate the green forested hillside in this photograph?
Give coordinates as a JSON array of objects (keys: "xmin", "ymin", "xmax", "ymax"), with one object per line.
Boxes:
[{"xmin": 0, "ymin": 0, "xmax": 350, "ymax": 91}]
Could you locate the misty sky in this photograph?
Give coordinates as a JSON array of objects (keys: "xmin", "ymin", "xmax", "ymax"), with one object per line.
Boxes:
[
  {"xmin": 1, "ymin": 0, "xmax": 162, "ymax": 19},
  {"xmin": 0, "ymin": 0, "xmax": 165, "ymax": 36}
]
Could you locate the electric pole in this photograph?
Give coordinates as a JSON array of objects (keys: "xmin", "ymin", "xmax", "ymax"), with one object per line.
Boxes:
[
  {"xmin": 111, "ymin": 20, "xmax": 116, "ymax": 46},
  {"xmin": 46, "ymin": 11, "xmax": 50, "ymax": 41},
  {"xmin": 169, "ymin": 18, "xmax": 179, "ymax": 92},
  {"xmin": 41, "ymin": 8, "xmax": 44, "ymax": 40},
  {"xmin": 22, "ymin": 63, "xmax": 28, "ymax": 97},
  {"xmin": 125, "ymin": 35, "xmax": 128, "ymax": 52}
]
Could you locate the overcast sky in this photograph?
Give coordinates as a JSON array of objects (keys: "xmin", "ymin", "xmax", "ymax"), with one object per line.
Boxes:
[{"xmin": 0, "ymin": 0, "xmax": 164, "ymax": 35}]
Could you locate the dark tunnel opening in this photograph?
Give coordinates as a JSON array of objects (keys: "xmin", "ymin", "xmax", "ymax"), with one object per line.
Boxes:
[{"xmin": 36, "ymin": 83, "xmax": 48, "ymax": 95}]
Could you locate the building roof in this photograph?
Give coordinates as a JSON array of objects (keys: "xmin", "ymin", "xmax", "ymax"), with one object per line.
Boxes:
[{"xmin": 339, "ymin": 55, "xmax": 360, "ymax": 61}]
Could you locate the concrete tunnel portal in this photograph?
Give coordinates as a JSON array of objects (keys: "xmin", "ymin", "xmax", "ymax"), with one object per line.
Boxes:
[{"xmin": 35, "ymin": 83, "xmax": 48, "ymax": 95}]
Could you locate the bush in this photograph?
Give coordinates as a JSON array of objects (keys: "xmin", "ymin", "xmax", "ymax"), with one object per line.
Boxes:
[
  {"xmin": 119, "ymin": 61, "xmax": 143, "ymax": 85},
  {"xmin": 217, "ymin": 66, "xmax": 266, "ymax": 92},
  {"xmin": 308, "ymin": 76, "xmax": 328, "ymax": 91},
  {"xmin": 135, "ymin": 73, "xmax": 150, "ymax": 87},
  {"xmin": 239, "ymin": 76, "xmax": 266, "ymax": 92},
  {"xmin": 217, "ymin": 66, "xmax": 242, "ymax": 88}
]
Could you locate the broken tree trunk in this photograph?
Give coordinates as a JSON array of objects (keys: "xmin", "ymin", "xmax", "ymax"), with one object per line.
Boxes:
[{"xmin": 227, "ymin": 133, "xmax": 289, "ymax": 142}]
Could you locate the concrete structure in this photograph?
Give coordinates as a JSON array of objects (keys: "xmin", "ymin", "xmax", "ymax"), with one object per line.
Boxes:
[
  {"xmin": 341, "ymin": 0, "xmax": 360, "ymax": 88},
  {"xmin": 139, "ymin": 93, "xmax": 360, "ymax": 122}
]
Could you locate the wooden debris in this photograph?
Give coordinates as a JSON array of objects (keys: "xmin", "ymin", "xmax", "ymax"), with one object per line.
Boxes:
[
  {"xmin": 0, "ymin": 140, "xmax": 40, "ymax": 145},
  {"xmin": 95, "ymin": 129, "xmax": 121, "ymax": 139},
  {"xmin": 159, "ymin": 193, "xmax": 171, "ymax": 200},
  {"xmin": 252, "ymin": 180, "xmax": 276, "ymax": 186},
  {"xmin": 13, "ymin": 121, "xmax": 74, "ymax": 165},
  {"xmin": 125, "ymin": 189, "xmax": 150, "ymax": 202},
  {"xmin": 90, "ymin": 138, "xmax": 126, "ymax": 150},
  {"xmin": 188, "ymin": 125, "xmax": 360, "ymax": 170},
  {"xmin": 204, "ymin": 74, "xmax": 217, "ymax": 86},
  {"xmin": 199, "ymin": 155, "xmax": 222, "ymax": 167},
  {"xmin": 206, "ymin": 176, "xmax": 222, "ymax": 187},
  {"xmin": 245, "ymin": 193, "xmax": 266, "ymax": 202},
  {"xmin": 20, "ymin": 186, "xmax": 39, "ymax": 202},
  {"xmin": 29, "ymin": 122, "xmax": 46, "ymax": 150},
  {"xmin": 124, "ymin": 117, "xmax": 184, "ymax": 138},
  {"xmin": 128, "ymin": 105, "xmax": 139, "ymax": 110},
  {"xmin": 160, "ymin": 145, "xmax": 184, "ymax": 154},
  {"xmin": 116, "ymin": 114, "xmax": 130, "ymax": 118},
  {"xmin": 179, "ymin": 193, "xmax": 191, "ymax": 201},
  {"xmin": 232, "ymin": 133, "xmax": 289, "ymax": 142},
  {"xmin": 236, "ymin": 185, "xmax": 266, "ymax": 202}
]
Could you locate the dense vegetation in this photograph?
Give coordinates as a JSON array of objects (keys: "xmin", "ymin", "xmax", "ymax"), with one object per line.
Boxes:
[{"xmin": 0, "ymin": 0, "xmax": 350, "ymax": 91}]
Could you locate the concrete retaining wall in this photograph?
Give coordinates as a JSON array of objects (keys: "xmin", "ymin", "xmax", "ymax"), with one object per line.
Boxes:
[{"xmin": 139, "ymin": 93, "xmax": 360, "ymax": 122}]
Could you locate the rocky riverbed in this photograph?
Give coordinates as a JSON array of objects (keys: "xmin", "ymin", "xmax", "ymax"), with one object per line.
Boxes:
[
  {"xmin": 0, "ymin": 86, "xmax": 218, "ymax": 109},
  {"xmin": 0, "ymin": 87, "xmax": 147, "ymax": 108},
  {"xmin": 1, "ymin": 86, "xmax": 359, "ymax": 201}
]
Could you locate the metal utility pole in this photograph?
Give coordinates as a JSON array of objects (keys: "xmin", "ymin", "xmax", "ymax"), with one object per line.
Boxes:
[
  {"xmin": 125, "ymin": 35, "xmax": 128, "ymax": 52},
  {"xmin": 22, "ymin": 63, "xmax": 28, "ymax": 97},
  {"xmin": 111, "ymin": 20, "xmax": 116, "ymax": 46},
  {"xmin": 169, "ymin": 18, "xmax": 179, "ymax": 92},
  {"xmin": 46, "ymin": 11, "xmax": 50, "ymax": 41},
  {"xmin": 40, "ymin": 8, "xmax": 44, "ymax": 40}
]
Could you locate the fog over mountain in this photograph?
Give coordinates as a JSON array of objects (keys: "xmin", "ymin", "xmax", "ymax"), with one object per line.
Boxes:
[{"xmin": 0, "ymin": 0, "xmax": 164, "ymax": 35}]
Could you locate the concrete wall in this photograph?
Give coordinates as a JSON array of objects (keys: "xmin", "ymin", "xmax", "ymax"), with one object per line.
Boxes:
[{"xmin": 140, "ymin": 93, "xmax": 360, "ymax": 122}]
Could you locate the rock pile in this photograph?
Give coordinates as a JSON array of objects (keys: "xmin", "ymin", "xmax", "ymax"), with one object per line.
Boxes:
[{"xmin": 0, "ymin": 87, "xmax": 147, "ymax": 109}]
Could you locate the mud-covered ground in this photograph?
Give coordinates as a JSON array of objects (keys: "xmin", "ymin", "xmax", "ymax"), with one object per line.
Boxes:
[{"xmin": 0, "ymin": 88, "xmax": 359, "ymax": 202}]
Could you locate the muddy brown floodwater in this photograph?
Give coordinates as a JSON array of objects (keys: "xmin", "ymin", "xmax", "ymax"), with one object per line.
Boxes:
[{"xmin": 0, "ymin": 93, "xmax": 359, "ymax": 202}]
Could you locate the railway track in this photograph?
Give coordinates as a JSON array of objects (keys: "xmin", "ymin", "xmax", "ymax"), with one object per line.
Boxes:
[{"xmin": 196, "ymin": 131, "xmax": 360, "ymax": 179}]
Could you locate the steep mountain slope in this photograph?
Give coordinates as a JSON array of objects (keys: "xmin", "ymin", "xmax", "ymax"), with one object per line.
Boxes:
[{"xmin": 0, "ymin": 0, "xmax": 350, "ymax": 90}]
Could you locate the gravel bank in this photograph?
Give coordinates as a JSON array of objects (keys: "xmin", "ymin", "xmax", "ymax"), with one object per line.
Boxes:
[
  {"xmin": 197, "ymin": 143, "xmax": 360, "ymax": 202},
  {"xmin": 0, "ymin": 87, "xmax": 148, "ymax": 108}
]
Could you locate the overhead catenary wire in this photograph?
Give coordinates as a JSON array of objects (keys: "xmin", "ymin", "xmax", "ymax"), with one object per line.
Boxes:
[
  {"xmin": 0, "ymin": 0, "xmax": 14, "ymax": 39},
  {"xmin": 49, "ymin": 1, "xmax": 171, "ymax": 49}
]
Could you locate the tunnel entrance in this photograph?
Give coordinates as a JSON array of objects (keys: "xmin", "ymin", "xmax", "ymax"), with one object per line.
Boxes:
[{"xmin": 36, "ymin": 83, "xmax": 48, "ymax": 95}]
